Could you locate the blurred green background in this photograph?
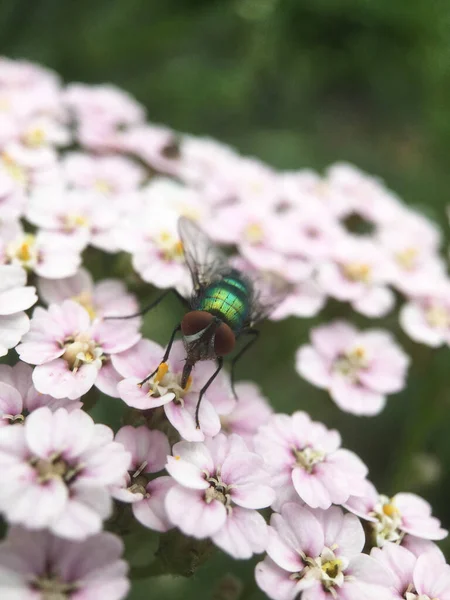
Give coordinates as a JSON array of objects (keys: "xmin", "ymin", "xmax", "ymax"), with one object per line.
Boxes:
[{"xmin": 1, "ymin": 1, "xmax": 450, "ymax": 598}]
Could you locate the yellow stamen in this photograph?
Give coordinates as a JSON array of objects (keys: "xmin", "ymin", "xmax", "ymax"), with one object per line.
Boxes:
[
  {"xmin": 342, "ymin": 262, "xmax": 372, "ymax": 283},
  {"xmin": 93, "ymin": 179, "xmax": 112, "ymax": 194},
  {"xmin": 174, "ymin": 455, "xmax": 181, "ymax": 461},
  {"xmin": 382, "ymin": 501, "xmax": 399, "ymax": 518},
  {"xmin": 154, "ymin": 362, "xmax": 169, "ymax": 384},
  {"xmin": 322, "ymin": 559, "xmax": 342, "ymax": 579},
  {"xmin": 244, "ymin": 222, "xmax": 264, "ymax": 244},
  {"xmin": 23, "ymin": 127, "xmax": 46, "ymax": 147},
  {"xmin": 426, "ymin": 305, "xmax": 450, "ymax": 329},
  {"xmin": 395, "ymin": 247, "xmax": 418, "ymax": 270},
  {"xmin": 64, "ymin": 214, "xmax": 89, "ymax": 231},
  {"xmin": 1, "ymin": 152, "xmax": 27, "ymax": 185},
  {"xmin": 183, "ymin": 375, "xmax": 193, "ymax": 393}
]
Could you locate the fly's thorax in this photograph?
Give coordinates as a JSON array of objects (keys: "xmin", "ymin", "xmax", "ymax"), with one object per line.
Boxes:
[{"xmin": 197, "ymin": 275, "xmax": 251, "ymax": 332}]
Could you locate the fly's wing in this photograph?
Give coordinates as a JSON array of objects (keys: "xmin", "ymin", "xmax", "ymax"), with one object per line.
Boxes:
[
  {"xmin": 178, "ymin": 216, "xmax": 230, "ymax": 291},
  {"xmin": 246, "ymin": 271, "xmax": 292, "ymax": 327}
]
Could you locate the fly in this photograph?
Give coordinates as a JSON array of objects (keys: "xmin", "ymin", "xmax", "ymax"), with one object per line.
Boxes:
[{"xmin": 109, "ymin": 217, "xmax": 286, "ymax": 429}]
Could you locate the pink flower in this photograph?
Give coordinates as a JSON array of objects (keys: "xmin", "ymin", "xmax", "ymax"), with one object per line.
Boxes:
[
  {"xmin": 345, "ymin": 479, "xmax": 448, "ymax": 545},
  {"xmin": 0, "ymin": 362, "xmax": 81, "ymax": 426},
  {"xmin": 38, "ymin": 267, "xmax": 141, "ymax": 323},
  {"xmin": 27, "ymin": 186, "xmax": 120, "ymax": 252},
  {"xmin": 220, "ymin": 381, "xmax": 273, "ymax": 449},
  {"xmin": 255, "ymin": 503, "xmax": 393, "ymax": 600},
  {"xmin": 0, "ymin": 265, "xmax": 37, "ymax": 357},
  {"xmin": 17, "ymin": 300, "xmax": 140, "ymax": 399},
  {"xmin": 116, "ymin": 205, "xmax": 189, "ymax": 289},
  {"xmin": 62, "ymin": 151, "xmax": 145, "ymax": 196},
  {"xmin": 115, "ymin": 339, "xmax": 235, "ymax": 441},
  {"xmin": 111, "ymin": 425, "xmax": 174, "ymax": 532},
  {"xmin": 371, "ymin": 542, "xmax": 450, "ymax": 600},
  {"xmin": 325, "ymin": 162, "xmax": 405, "ymax": 224},
  {"xmin": 270, "ymin": 279, "xmax": 326, "ymax": 321},
  {"xmin": 165, "ymin": 433, "xmax": 275, "ymax": 559},
  {"xmin": 117, "ymin": 124, "xmax": 181, "ymax": 175},
  {"xmin": 400, "ymin": 278, "xmax": 450, "ymax": 347},
  {"xmin": 0, "ymin": 406, "xmax": 131, "ymax": 538},
  {"xmin": 253, "ymin": 411, "xmax": 368, "ymax": 510},
  {"xmin": 0, "ymin": 220, "xmax": 82, "ymax": 279},
  {"xmin": 378, "ymin": 212, "xmax": 445, "ymax": 296},
  {"xmin": 0, "ymin": 527, "xmax": 129, "ymax": 600},
  {"xmin": 296, "ymin": 320, "xmax": 410, "ymax": 416},
  {"xmin": 317, "ymin": 237, "xmax": 395, "ymax": 317}
]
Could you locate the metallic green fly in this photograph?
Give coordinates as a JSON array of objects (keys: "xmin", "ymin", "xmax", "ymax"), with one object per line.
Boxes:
[{"xmin": 112, "ymin": 216, "xmax": 286, "ymax": 429}]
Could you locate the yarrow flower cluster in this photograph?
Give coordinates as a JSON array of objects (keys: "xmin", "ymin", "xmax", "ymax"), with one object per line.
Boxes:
[{"xmin": 0, "ymin": 55, "xmax": 448, "ymax": 600}]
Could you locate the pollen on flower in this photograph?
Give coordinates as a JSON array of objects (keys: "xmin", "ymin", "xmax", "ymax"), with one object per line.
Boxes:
[
  {"xmin": 244, "ymin": 222, "xmax": 264, "ymax": 244},
  {"xmin": 293, "ymin": 446, "xmax": 326, "ymax": 473},
  {"xmin": 23, "ymin": 126, "xmax": 46, "ymax": 147},
  {"xmin": 174, "ymin": 454, "xmax": 181, "ymax": 460},
  {"xmin": 93, "ymin": 179, "xmax": 113, "ymax": 194},
  {"xmin": 395, "ymin": 246, "xmax": 418, "ymax": 270},
  {"xmin": 342, "ymin": 261, "xmax": 372, "ymax": 283},
  {"xmin": 154, "ymin": 362, "xmax": 169, "ymax": 383},
  {"xmin": 425, "ymin": 304, "xmax": 450, "ymax": 329},
  {"xmin": 155, "ymin": 231, "xmax": 184, "ymax": 261},
  {"xmin": 1, "ymin": 152, "xmax": 27, "ymax": 185},
  {"xmin": 63, "ymin": 213, "xmax": 90, "ymax": 231},
  {"xmin": 6, "ymin": 234, "xmax": 38, "ymax": 268}
]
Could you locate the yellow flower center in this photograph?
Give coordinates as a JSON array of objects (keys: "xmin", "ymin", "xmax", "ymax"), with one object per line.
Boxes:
[
  {"xmin": 155, "ymin": 231, "xmax": 184, "ymax": 261},
  {"xmin": 23, "ymin": 126, "xmax": 46, "ymax": 148},
  {"xmin": 382, "ymin": 501, "xmax": 399, "ymax": 518},
  {"xmin": 322, "ymin": 558, "xmax": 342, "ymax": 579},
  {"xmin": 6, "ymin": 234, "xmax": 37, "ymax": 268},
  {"xmin": 334, "ymin": 345, "xmax": 368, "ymax": 380},
  {"xmin": 62, "ymin": 333, "xmax": 100, "ymax": 371},
  {"xmin": 93, "ymin": 179, "xmax": 113, "ymax": 194},
  {"xmin": 395, "ymin": 247, "xmax": 418, "ymax": 270},
  {"xmin": 244, "ymin": 222, "xmax": 264, "ymax": 244},
  {"xmin": 426, "ymin": 304, "xmax": 450, "ymax": 329},
  {"xmin": 64, "ymin": 213, "xmax": 90, "ymax": 231},
  {"xmin": 342, "ymin": 262, "xmax": 372, "ymax": 283},
  {"xmin": 294, "ymin": 446, "xmax": 326, "ymax": 473}
]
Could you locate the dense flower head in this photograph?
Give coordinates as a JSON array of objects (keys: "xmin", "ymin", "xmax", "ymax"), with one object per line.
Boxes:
[{"xmin": 0, "ymin": 54, "xmax": 449, "ymax": 599}]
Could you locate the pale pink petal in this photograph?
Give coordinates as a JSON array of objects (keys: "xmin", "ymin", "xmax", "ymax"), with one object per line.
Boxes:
[
  {"xmin": 165, "ymin": 485, "xmax": 227, "ymax": 538},
  {"xmin": 278, "ymin": 504, "xmax": 325, "ymax": 558},
  {"xmin": 295, "ymin": 346, "xmax": 331, "ymax": 389},
  {"xmin": 292, "ymin": 467, "xmax": 332, "ymax": 509},
  {"xmin": 255, "ymin": 557, "xmax": 303, "ymax": 600},
  {"xmin": 330, "ymin": 376, "xmax": 386, "ymax": 416},
  {"xmin": 212, "ymin": 506, "xmax": 267, "ymax": 559},
  {"xmin": 117, "ymin": 377, "xmax": 174, "ymax": 409},
  {"xmin": 132, "ymin": 477, "xmax": 174, "ymax": 532}
]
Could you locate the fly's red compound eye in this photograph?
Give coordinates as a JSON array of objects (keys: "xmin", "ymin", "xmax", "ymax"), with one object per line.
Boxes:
[
  {"xmin": 181, "ymin": 311, "xmax": 214, "ymax": 336},
  {"xmin": 214, "ymin": 322, "xmax": 235, "ymax": 356}
]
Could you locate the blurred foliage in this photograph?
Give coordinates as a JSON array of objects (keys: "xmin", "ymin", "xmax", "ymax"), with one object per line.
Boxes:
[{"xmin": 1, "ymin": 1, "xmax": 450, "ymax": 598}]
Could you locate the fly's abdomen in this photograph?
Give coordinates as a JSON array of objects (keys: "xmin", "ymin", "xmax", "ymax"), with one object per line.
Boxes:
[{"xmin": 198, "ymin": 277, "xmax": 250, "ymax": 331}]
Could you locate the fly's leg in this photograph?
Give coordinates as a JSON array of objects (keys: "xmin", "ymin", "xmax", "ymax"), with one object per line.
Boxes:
[
  {"xmin": 138, "ymin": 324, "xmax": 181, "ymax": 386},
  {"xmin": 105, "ymin": 289, "xmax": 188, "ymax": 320},
  {"xmin": 230, "ymin": 329, "xmax": 260, "ymax": 399},
  {"xmin": 195, "ymin": 357, "xmax": 224, "ymax": 429}
]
